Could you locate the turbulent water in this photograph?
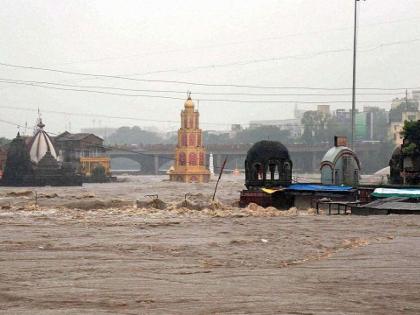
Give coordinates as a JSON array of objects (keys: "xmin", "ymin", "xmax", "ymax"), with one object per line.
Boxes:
[{"xmin": 0, "ymin": 175, "xmax": 419, "ymax": 314}]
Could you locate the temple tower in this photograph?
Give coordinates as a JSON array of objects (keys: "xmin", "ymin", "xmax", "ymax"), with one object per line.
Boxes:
[{"xmin": 169, "ymin": 96, "xmax": 210, "ymax": 183}]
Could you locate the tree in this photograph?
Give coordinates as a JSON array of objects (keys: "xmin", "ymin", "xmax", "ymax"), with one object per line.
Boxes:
[
  {"xmin": 105, "ymin": 126, "xmax": 163, "ymax": 145},
  {"xmin": 235, "ymin": 126, "xmax": 291, "ymax": 144},
  {"xmin": 401, "ymin": 120, "xmax": 420, "ymax": 155},
  {"xmin": 301, "ymin": 111, "xmax": 334, "ymax": 144}
]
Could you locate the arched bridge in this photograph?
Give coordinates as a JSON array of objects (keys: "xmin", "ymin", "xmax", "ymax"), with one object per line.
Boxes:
[{"xmin": 108, "ymin": 142, "xmax": 384, "ymax": 175}]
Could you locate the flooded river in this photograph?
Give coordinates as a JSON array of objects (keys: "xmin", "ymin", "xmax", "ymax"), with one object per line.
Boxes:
[{"xmin": 0, "ymin": 175, "xmax": 419, "ymax": 314}]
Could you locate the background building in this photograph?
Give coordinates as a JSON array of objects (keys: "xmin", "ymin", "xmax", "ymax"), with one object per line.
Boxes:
[
  {"xmin": 54, "ymin": 132, "xmax": 110, "ymax": 176},
  {"xmin": 355, "ymin": 106, "xmax": 388, "ymax": 141},
  {"xmin": 389, "ymin": 94, "xmax": 420, "ymax": 144}
]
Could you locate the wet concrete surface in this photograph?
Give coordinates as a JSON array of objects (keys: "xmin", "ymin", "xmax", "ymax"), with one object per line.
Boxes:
[{"xmin": 0, "ymin": 176, "xmax": 419, "ymax": 314}]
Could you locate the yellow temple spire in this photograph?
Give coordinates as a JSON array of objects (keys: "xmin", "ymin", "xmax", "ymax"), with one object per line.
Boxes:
[{"xmin": 169, "ymin": 96, "xmax": 210, "ymax": 183}]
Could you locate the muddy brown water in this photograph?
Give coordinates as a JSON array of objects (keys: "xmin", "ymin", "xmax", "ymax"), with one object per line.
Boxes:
[{"xmin": 0, "ymin": 175, "xmax": 419, "ymax": 314}]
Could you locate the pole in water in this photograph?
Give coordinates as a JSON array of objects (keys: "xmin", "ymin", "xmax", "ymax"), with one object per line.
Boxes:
[{"xmin": 212, "ymin": 157, "xmax": 228, "ymax": 201}]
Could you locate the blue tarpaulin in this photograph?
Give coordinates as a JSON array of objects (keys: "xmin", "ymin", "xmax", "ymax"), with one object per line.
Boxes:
[{"xmin": 287, "ymin": 184, "xmax": 353, "ymax": 192}]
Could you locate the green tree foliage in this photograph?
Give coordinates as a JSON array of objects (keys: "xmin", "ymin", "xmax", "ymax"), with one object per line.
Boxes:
[
  {"xmin": 235, "ymin": 126, "xmax": 291, "ymax": 144},
  {"xmin": 300, "ymin": 111, "xmax": 349, "ymax": 144},
  {"xmin": 301, "ymin": 111, "xmax": 329, "ymax": 144},
  {"xmin": 105, "ymin": 125, "xmax": 292, "ymax": 146},
  {"xmin": 203, "ymin": 126, "xmax": 291, "ymax": 145},
  {"xmin": 202, "ymin": 131, "xmax": 231, "ymax": 144},
  {"xmin": 105, "ymin": 126, "xmax": 162, "ymax": 145},
  {"xmin": 401, "ymin": 120, "xmax": 420, "ymax": 155}
]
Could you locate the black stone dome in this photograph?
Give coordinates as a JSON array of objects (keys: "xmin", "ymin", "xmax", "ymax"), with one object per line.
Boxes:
[
  {"xmin": 245, "ymin": 140, "xmax": 293, "ymax": 189},
  {"xmin": 246, "ymin": 140, "xmax": 290, "ymax": 165}
]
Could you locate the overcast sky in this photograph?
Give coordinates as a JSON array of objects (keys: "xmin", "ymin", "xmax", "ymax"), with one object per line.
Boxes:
[{"xmin": 0, "ymin": 0, "xmax": 419, "ymax": 138}]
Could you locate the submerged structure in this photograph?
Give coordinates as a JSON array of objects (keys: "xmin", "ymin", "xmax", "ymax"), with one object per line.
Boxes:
[
  {"xmin": 389, "ymin": 146, "xmax": 403, "ymax": 184},
  {"xmin": 54, "ymin": 131, "xmax": 111, "ymax": 181},
  {"xmin": 320, "ymin": 137, "xmax": 360, "ymax": 186},
  {"xmin": 239, "ymin": 139, "xmax": 358, "ymax": 210},
  {"xmin": 1, "ymin": 133, "xmax": 34, "ymax": 186},
  {"xmin": 240, "ymin": 140, "xmax": 294, "ymax": 209},
  {"xmin": 245, "ymin": 140, "xmax": 292, "ymax": 188},
  {"xmin": 1, "ymin": 120, "xmax": 81, "ymax": 187},
  {"xmin": 0, "ymin": 146, "xmax": 8, "ymax": 177},
  {"xmin": 169, "ymin": 96, "xmax": 210, "ymax": 183},
  {"xmin": 389, "ymin": 121, "xmax": 420, "ymax": 185}
]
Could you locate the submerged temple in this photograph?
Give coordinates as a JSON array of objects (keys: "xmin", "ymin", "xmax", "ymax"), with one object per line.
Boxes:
[
  {"xmin": 1, "ymin": 120, "xmax": 81, "ymax": 186},
  {"xmin": 240, "ymin": 140, "xmax": 294, "ymax": 209},
  {"xmin": 320, "ymin": 137, "xmax": 360, "ymax": 187},
  {"xmin": 169, "ymin": 96, "xmax": 210, "ymax": 183},
  {"xmin": 245, "ymin": 140, "xmax": 292, "ymax": 189},
  {"xmin": 389, "ymin": 120, "xmax": 420, "ymax": 185},
  {"xmin": 1, "ymin": 133, "xmax": 34, "ymax": 186}
]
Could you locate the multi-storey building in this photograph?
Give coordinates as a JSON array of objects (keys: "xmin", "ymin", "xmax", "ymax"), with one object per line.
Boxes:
[{"xmin": 54, "ymin": 132, "xmax": 111, "ymax": 176}]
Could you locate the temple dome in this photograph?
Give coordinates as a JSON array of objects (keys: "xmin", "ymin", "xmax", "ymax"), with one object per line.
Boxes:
[
  {"xmin": 184, "ymin": 97, "xmax": 195, "ymax": 109},
  {"xmin": 246, "ymin": 140, "xmax": 291, "ymax": 165},
  {"xmin": 29, "ymin": 120, "xmax": 58, "ymax": 164},
  {"xmin": 321, "ymin": 146, "xmax": 360, "ymax": 169},
  {"xmin": 245, "ymin": 140, "xmax": 293, "ymax": 188}
]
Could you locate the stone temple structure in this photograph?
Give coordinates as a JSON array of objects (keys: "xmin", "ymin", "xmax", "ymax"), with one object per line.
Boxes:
[
  {"xmin": 320, "ymin": 137, "xmax": 360, "ymax": 187},
  {"xmin": 1, "ymin": 119, "xmax": 81, "ymax": 186},
  {"xmin": 1, "ymin": 133, "xmax": 34, "ymax": 186},
  {"xmin": 389, "ymin": 140, "xmax": 420, "ymax": 185},
  {"xmin": 169, "ymin": 96, "xmax": 210, "ymax": 183},
  {"xmin": 244, "ymin": 140, "xmax": 293, "ymax": 189},
  {"xmin": 240, "ymin": 140, "xmax": 294, "ymax": 209}
]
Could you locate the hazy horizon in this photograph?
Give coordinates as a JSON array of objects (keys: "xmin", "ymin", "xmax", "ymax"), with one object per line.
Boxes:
[{"xmin": 1, "ymin": 0, "xmax": 419, "ymax": 138}]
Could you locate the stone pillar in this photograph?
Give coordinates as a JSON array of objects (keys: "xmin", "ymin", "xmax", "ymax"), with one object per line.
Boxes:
[{"xmin": 154, "ymin": 155, "xmax": 159, "ymax": 175}]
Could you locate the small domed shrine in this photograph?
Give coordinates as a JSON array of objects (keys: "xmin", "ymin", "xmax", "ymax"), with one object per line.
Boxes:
[
  {"xmin": 320, "ymin": 137, "xmax": 360, "ymax": 187},
  {"xmin": 240, "ymin": 140, "xmax": 294, "ymax": 209},
  {"xmin": 245, "ymin": 140, "xmax": 293, "ymax": 189},
  {"xmin": 169, "ymin": 96, "xmax": 210, "ymax": 183}
]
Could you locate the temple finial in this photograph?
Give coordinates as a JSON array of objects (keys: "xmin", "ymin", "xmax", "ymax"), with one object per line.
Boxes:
[{"xmin": 36, "ymin": 108, "xmax": 45, "ymax": 129}]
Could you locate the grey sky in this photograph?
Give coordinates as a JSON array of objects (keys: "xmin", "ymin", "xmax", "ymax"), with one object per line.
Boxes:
[{"xmin": 0, "ymin": 0, "xmax": 419, "ymax": 138}]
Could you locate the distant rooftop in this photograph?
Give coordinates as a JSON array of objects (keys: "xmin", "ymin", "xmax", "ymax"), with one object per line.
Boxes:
[{"xmin": 55, "ymin": 132, "xmax": 103, "ymax": 141}]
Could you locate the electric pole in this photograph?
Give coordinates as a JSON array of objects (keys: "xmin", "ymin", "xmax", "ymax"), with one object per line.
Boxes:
[{"xmin": 351, "ymin": 0, "xmax": 365, "ymax": 150}]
